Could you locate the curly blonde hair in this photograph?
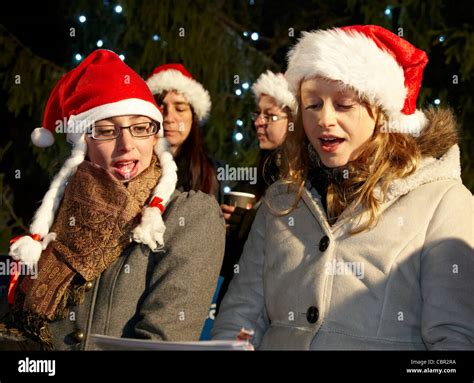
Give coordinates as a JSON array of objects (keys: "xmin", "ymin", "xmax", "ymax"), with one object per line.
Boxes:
[{"xmin": 273, "ymin": 97, "xmax": 421, "ymax": 233}]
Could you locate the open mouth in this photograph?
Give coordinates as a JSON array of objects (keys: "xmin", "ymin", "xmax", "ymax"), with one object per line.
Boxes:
[
  {"xmin": 112, "ymin": 160, "xmax": 139, "ymax": 179},
  {"xmin": 319, "ymin": 137, "xmax": 345, "ymax": 152}
]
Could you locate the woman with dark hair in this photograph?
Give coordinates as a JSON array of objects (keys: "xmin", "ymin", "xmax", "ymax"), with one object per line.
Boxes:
[{"xmin": 146, "ymin": 64, "xmax": 220, "ymax": 199}]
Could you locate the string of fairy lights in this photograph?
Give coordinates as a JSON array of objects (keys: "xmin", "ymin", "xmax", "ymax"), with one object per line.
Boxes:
[
  {"xmin": 72, "ymin": 1, "xmax": 444, "ymax": 187},
  {"xmin": 75, "ymin": 4, "xmax": 125, "ymax": 62},
  {"xmin": 73, "ymin": 1, "xmax": 261, "ymax": 167}
]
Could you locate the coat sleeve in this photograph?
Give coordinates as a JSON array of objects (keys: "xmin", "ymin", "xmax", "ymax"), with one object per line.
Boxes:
[
  {"xmin": 420, "ymin": 183, "xmax": 474, "ymax": 350},
  {"xmin": 133, "ymin": 191, "xmax": 225, "ymax": 341},
  {"xmin": 211, "ymin": 201, "xmax": 269, "ymax": 348}
]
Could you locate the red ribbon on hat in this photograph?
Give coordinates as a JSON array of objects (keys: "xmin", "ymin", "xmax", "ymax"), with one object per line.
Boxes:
[
  {"xmin": 7, "ymin": 233, "xmax": 41, "ymax": 304},
  {"xmin": 149, "ymin": 196, "xmax": 165, "ymax": 213},
  {"xmin": 10, "ymin": 233, "xmax": 41, "ymax": 244}
]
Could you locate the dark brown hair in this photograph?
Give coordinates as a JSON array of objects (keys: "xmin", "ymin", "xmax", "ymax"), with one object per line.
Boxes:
[{"xmin": 155, "ymin": 91, "xmax": 219, "ymax": 197}]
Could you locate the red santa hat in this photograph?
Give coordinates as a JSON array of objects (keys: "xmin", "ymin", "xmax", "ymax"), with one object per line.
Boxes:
[
  {"xmin": 285, "ymin": 25, "xmax": 429, "ymax": 135},
  {"xmin": 146, "ymin": 64, "xmax": 211, "ymax": 125},
  {"xmin": 252, "ymin": 70, "xmax": 297, "ymax": 114},
  {"xmin": 10, "ymin": 49, "xmax": 178, "ymax": 268}
]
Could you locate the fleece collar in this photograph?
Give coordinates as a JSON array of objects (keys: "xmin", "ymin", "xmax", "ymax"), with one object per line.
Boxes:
[{"xmin": 382, "ymin": 144, "xmax": 462, "ymax": 202}]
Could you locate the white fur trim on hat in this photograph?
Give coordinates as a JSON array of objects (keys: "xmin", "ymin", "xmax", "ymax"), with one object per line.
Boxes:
[
  {"xmin": 11, "ymin": 133, "xmax": 178, "ymax": 265},
  {"xmin": 65, "ymin": 98, "xmax": 163, "ymax": 145},
  {"xmin": 286, "ymin": 29, "xmax": 427, "ymax": 134},
  {"xmin": 9, "ymin": 136, "xmax": 87, "ymax": 266},
  {"xmin": 30, "ymin": 137, "xmax": 87, "ymax": 238},
  {"xmin": 9, "ymin": 235, "xmax": 43, "ymax": 270},
  {"xmin": 132, "ymin": 136, "xmax": 178, "ymax": 250},
  {"xmin": 13, "ymin": 103, "xmax": 176, "ymax": 266},
  {"xmin": 31, "ymin": 127, "xmax": 55, "ymax": 148},
  {"xmin": 382, "ymin": 109, "xmax": 428, "ymax": 136},
  {"xmin": 30, "ymin": 99, "xmax": 163, "ymax": 148},
  {"xmin": 286, "ymin": 29, "xmax": 406, "ymax": 114},
  {"xmin": 147, "ymin": 70, "xmax": 211, "ymax": 125},
  {"xmin": 252, "ymin": 71, "xmax": 297, "ymax": 114}
]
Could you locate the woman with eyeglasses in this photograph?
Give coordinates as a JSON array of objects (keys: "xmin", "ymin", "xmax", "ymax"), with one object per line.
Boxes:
[
  {"xmin": 1, "ymin": 50, "xmax": 225, "ymax": 350},
  {"xmin": 146, "ymin": 64, "xmax": 220, "ymax": 200},
  {"xmin": 217, "ymin": 71, "xmax": 297, "ymax": 311}
]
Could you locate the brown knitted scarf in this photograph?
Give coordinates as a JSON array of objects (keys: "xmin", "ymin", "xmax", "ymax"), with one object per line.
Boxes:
[{"xmin": 5, "ymin": 155, "xmax": 161, "ymax": 348}]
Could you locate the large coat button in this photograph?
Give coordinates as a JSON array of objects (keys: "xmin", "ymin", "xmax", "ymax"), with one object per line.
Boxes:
[
  {"xmin": 72, "ymin": 329, "xmax": 84, "ymax": 343},
  {"xmin": 84, "ymin": 281, "xmax": 93, "ymax": 291},
  {"xmin": 306, "ymin": 306, "xmax": 319, "ymax": 324},
  {"xmin": 319, "ymin": 235, "xmax": 330, "ymax": 252}
]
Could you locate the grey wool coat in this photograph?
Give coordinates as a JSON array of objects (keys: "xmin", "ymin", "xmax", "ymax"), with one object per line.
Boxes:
[
  {"xmin": 48, "ymin": 190, "xmax": 225, "ymax": 350},
  {"xmin": 212, "ymin": 111, "xmax": 474, "ymax": 350}
]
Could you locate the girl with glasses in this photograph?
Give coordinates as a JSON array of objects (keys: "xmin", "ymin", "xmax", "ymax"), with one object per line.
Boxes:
[
  {"xmin": 217, "ymin": 71, "xmax": 297, "ymax": 312},
  {"xmin": 1, "ymin": 50, "xmax": 225, "ymax": 350}
]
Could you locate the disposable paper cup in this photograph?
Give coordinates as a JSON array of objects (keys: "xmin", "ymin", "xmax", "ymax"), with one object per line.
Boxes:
[{"xmin": 223, "ymin": 191, "xmax": 256, "ymax": 208}]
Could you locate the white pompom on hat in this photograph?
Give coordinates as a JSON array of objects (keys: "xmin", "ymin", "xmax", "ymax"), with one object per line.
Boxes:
[
  {"xmin": 251, "ymin": 70, "xmax": 297, "ymax": 115},
  {"xmin": 285, "ymin": 25, "xmax": 429, "ymax": 135},
  {"xmin": 10, "ymin": 49, "xmax": 177, "ymax": 268},
  {"xmin": 146, "ymin": 63, "xmax": 212, "ymax": 125}
]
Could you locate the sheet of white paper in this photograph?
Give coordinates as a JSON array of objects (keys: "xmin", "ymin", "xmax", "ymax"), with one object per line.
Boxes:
[{"xmin": 89, "ymin": 334, "xmax": 253, "ymax": 351}]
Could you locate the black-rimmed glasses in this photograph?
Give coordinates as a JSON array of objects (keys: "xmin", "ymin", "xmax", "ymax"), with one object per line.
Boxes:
[{"xmin": 89, "ymin": 121, "xmax": 160, "ymax": 140}]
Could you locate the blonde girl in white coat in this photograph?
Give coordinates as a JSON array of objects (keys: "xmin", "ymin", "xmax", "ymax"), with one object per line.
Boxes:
[{"xmin": 212, "ymin": 25, "xmax": 474, "ymax": 350}]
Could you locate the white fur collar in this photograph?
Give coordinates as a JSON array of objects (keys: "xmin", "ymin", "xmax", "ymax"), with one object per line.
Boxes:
[
  {"xmin": 383, "ymin": 144, "xmax": 462, "ymax": 201},
  {"xmin": 267, "ymin": 145, "xmax": 462, "ymax": 204}
]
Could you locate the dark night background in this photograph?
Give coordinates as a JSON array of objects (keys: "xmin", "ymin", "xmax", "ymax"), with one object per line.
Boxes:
[{"xmin": 1, "ymin": 0, "xmax": 473, "ymax": 253}]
